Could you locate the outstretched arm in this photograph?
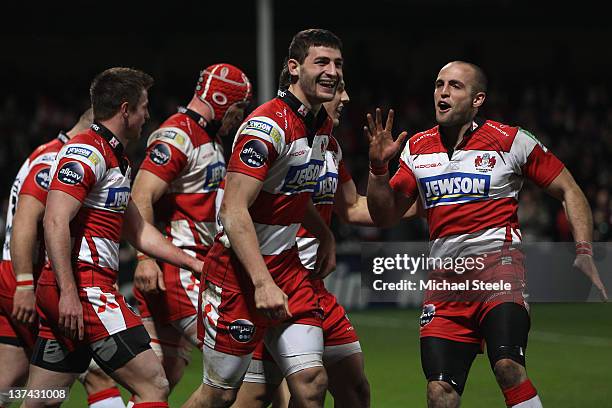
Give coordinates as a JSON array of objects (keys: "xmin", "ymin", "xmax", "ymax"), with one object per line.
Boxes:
[
  {"xmin": 545, "ymin": 168, "xmax": 608, "ymax": 301},
  {"xmin": 123, "ymin": 201, "xmax": 203, "ymax": 275}
]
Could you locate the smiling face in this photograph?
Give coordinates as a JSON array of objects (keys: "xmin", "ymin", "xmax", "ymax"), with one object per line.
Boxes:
[
  {"xmin": 434, "ymin": 62, "xmax": 485, "ymax": 127},
  {"xmin": 289, "ymin": 45, "xmax": 343, "ymax": 107},
  {"xmin": 323, "ymin": 80, "xmax": 349, "ymax": 127}
]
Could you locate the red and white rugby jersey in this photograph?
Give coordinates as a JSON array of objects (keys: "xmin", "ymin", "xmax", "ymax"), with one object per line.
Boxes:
[
  {"xmin": 390, "ymin": 119, "xmax": 564, "ymax": 258},
  {"xmin": 2, "ymin": 133, "xmax": 68, "ymax": 263},
  {"xmin": 296, "ymin": 135, "xmax": 353, "ymax": 270},
  {"xmin": 207, "ymin": 90, "xmax": 333, "ymax": 291},
  {"xmin": 1, "ymin": 133, "xmax": 69, "ymax": 287},
  {"xmin": 139, "ymin": 107, "xmax": 225, "ymax": 254},
  {"xmin": 38, "ymin": 123, "xmax": 132, "ymax": 288}
]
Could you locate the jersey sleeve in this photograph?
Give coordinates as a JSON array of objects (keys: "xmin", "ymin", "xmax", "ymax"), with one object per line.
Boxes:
[
  {"xmin": 19, "ymin": 152, "xmax": 57, "ymax": 204},
  {"xmin": 48, "ymin": 143, "xmax": 106, "ymax": 203},
  {"xmin": 389, "ymin": 146, "xmax": 418, "ymax": 197},
  {"xmin": 139, "ymin": 127, "xmax": 191, "ymax": 183},
  {"xmin": 511, "ymin": 128, "xmax": 565, "ymax": 187},
  {"xmin": 226, "ymin": 116, "xmax": 284, "ymax": 181}
]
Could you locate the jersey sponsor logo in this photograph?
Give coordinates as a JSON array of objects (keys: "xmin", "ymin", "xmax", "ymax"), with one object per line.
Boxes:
[
  {"xmin": 245, "ymin": 120, "xmax": 282, "ymax": 144},
  {"xmin": 281, "ymin": 160, "xmax": 324, "ymax": 193},
  {"xmin": 149, "ymin": 143, "xmax": 171, "ymax": 165},
  {"xmin": 35, "ymin": 167, "xmax": 51, "ymax": 190},
  {"xmin": 474, "ymin": 153, "xmax": 496, "ymax": 172},
  {"xmin": 420, "ymin": 172, "xmax": 490, "ymax": 207},
  {"xmin": 239, "ymin": 139, "xmax": 268, "ymax": 168},
  {"xmin": 419, "ymin": 304, "xmax": 435, "ymax": 327},
  {"xmin": 415, "ymin": 162, "xmax": 443, "ymax": 169},
  {"xmin": 65, "ymin": 146, "xmax": 100, "ymax": 165},
  {"xmin": 158, "ymin": 130, "xmax": 186, "ymax": 145},
  {"xmin": 246, "ymin": 120, "xmax": 272, "ymax": 134},
  {"xmin": 228, "ymin": 319, "xmax": 255, "ymax": 343},
  {"xmin": 313, "ymin": 172, "xmax": 338, "ymax": 205},
  {"xmin": 203, "ymin": 162, "xmax": 225, "ymax": 192},
  {"xmin": 104, "ymin": 187, "xmax": 130, "ymax": 211},
  {"xmin": 57, "ymin": 161, "xmax": 84, "ymax": 185}
]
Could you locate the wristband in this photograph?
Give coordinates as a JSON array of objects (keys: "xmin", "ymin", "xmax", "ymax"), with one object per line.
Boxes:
[
  {"xmin": 575, "ymin": 241, "xmax": 593, "ymax": 256},
  {"xmin": 369, "ymin": 162, "xmax": 389, "ymax": 176},
  {"xmin": 16, "ymin": 274, "xmax": 34, "ymax": 291},
  {"xmin": 137, "ymin": 254, "xmax": 152, "ymax": 262}
]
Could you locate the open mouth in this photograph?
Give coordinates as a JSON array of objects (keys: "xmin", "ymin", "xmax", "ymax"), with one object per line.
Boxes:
[
  {"xmin": 437, "ymin": 101, "xmax": 451, "ymax": 113},
  {"xmin": 318, "ymin": 78, "xmax": 337, "ymax": 90}
]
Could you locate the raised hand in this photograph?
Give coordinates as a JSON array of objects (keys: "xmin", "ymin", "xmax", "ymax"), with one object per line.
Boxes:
[{"xmin": 364, "ymin": 108, "xmax": 408, "ymax": 166}]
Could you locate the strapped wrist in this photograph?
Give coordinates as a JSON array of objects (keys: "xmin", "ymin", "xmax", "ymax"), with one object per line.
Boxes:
[
  {"xmin": 369, "ymin": 162, "xmax": 389, "ymax": 176},
  {"xmin": 575, "ymin": 241, "xmax": 593, "ymax": 256}
]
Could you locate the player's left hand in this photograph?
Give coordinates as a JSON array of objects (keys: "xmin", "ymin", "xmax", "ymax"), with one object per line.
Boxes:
[
  {"xmin": 574, "ymin": 254, "xmax": 608, "ymax": 301},
  {"xmin": 12, "ymin": 288, "xmax": 36, "ymax": 324},
  {"xmin": 314, "ymin": 232, "xmax": 336, "ymax": 279}
]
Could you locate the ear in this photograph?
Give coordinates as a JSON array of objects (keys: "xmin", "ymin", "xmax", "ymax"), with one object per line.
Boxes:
[
  {"xmin": 287, "ymin": 58, "xmax": 300, "ymax": 78},
  {"xmin": 473, "ymin": 92, "xmax": 486, "ymax": 108},
  {"xmin": 120, "ymin": 101, "xmax": 129, "ymax": 117}
]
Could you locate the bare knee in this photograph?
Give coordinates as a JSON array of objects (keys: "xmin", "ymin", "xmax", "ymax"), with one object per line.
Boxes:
[
  {"xmin": 427, "ymin": 381, "xmax": 460, "ymax": 408},
  {"xmin": 288, "ymin": 367, "xmax": 328, "ymax": 405},
  {"xmin": 493, "ymin": 359, "xmax": 527, "ymax": 389},
  {"xmin": 201, "ymin": 386, "xmax": 237, "ymax": 408},
  {"xmin": 83, "ymin": 366, "xmax": 116, "ymax": 395}
]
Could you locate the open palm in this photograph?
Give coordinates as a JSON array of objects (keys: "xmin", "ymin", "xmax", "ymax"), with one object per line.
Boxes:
[{"xmin": 365, "ymin": 108, "xmax": 408, "ymax": 165}]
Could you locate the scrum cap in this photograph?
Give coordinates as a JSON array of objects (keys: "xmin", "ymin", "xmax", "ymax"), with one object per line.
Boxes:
[{"xmin": 195, "ymin": 63, "xmax": 252, "ymax": 122}]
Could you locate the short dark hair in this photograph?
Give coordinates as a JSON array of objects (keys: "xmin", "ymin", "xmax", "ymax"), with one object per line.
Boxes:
[
  {"xmin": 453, "ymin": 61, "xmax": 488, "ymax": 95},
  {"xmin": 278, "ymin": 61, "xmax": 291, "ymax": 91},
  {"xmin": 285, "ymin": 29, "xmax": 342, "ymax": 86},
  {"xmin": 90, "ymin": 67, "xmax": 154, "ymax": 121}
]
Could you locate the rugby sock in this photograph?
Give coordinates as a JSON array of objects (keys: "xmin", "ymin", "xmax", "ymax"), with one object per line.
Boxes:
[
  {"xmin": 503, "ymin": 379, "xmax": 542, "ymax": 407},
  {"xmin": 132, "ymin": 403, "xmax": 169, "ymax": 408},
  {"xmin": 88, "ymin": 387, "xmax": 126, "ymax": 408},
  {"xmin": 126, "ymin": 396, "xmax": 135, "ymax": 408}
]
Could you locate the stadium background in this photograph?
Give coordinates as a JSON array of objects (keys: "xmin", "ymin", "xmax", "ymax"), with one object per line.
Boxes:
[{"xmin": 1, "ymin": 1, "xmax": 610, "ymax": 406}]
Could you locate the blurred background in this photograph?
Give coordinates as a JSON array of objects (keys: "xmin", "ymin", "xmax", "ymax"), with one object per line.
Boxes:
[{"xmin": 1, "ymin": 2, "xmax": 611, "ymax": 406}]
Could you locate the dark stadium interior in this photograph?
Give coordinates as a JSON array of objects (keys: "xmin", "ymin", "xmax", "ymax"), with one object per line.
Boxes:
[{"xmin": 1, "ymin": 0, "xmax": 611, "ymax": 245}]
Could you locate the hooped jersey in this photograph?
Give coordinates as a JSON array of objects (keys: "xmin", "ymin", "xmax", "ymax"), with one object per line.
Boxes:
[
  {"xmin": 2, "ymin": 133, "xmax": 68, "ymax": 263},
  {"xmin": 296, "ymin": 135, "xmax": 352, "ymax": 270},
  {"xmin": 389, "ymin": 119, "xmax": 564, "ymax": 258},
  {"xmin": 138, "ymin": 108, "xmax": 225, "ymax": 253},
  {"xmin": 207, "ymin": 90, "xmax": 334, "ymax": 291},
  {"xmin": 38, "ymin": 124, "xmax": 132, "ymax": 288}
]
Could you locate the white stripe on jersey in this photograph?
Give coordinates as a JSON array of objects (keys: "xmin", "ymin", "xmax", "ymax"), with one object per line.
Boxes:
[
  {"xmin": 233, "ymin": 116, "xmax": 286, "ymax": 154},
  {"xmin": 253, "ymin": 222, "xmax": 301, "ymax": 256},
  {"xmin": 296, "ymin": 236, "xmax": 318, "ymax": 270},
  {"xmin": 84, "ymin": 287, "xmax": 127, "ymax": 335},
  {"xmin": 429, "ymin": 227, "xmax": 522, "ymax": 259},
  {"xmin": 147, "ymin": 127, "xmax": 193, "ymax": 156},
  {"xmin": 54, "ymin": 143, "xmax": 106, "ymax": 181},
  {"xmin": 92, "ymin": 237, "xmax": 119, "ymax": 270},
  {"xmin": 202, "ymin": 282, "xmax": 222, "ymax": 350},
  {"xmin": 79, "ymin": 237, "xmax": 94, "ymax": 264}
]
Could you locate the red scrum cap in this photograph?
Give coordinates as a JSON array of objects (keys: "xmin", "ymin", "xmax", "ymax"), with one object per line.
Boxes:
[{"xmin": 195, "ymin": 63, "xmax": 252, "ymax": 122}]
